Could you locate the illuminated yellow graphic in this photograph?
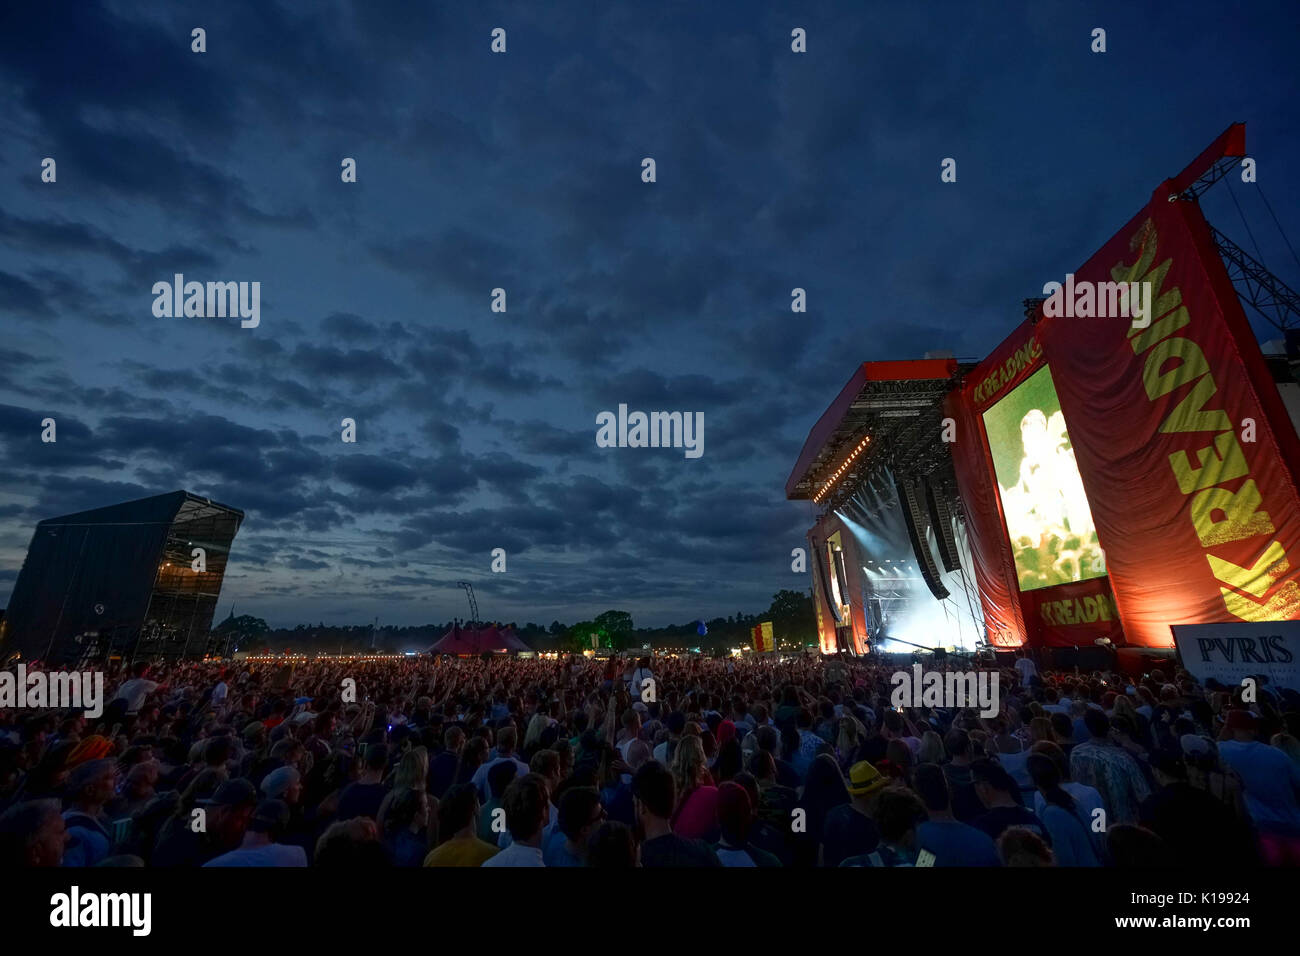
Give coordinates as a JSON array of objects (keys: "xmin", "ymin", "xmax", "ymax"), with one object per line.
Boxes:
[{"xmin": 983, "ymin": 366, "xmax": 1106, "ymax": 591}]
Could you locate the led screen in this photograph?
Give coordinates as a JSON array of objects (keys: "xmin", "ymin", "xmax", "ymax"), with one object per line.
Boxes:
[{"xmin": 982, "ymin": 365, "xmax": 1105, "ymax": 591}]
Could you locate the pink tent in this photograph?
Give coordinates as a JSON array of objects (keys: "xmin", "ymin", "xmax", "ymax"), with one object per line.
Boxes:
[{"xmin": 429, "ymin": 622, "xmax": 530, "ymax": 655}]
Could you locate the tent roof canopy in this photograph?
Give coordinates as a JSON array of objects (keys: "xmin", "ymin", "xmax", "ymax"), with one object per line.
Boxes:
[{"xmin": 429, "ymin": 622, "xmax": 530, "ymax": 655}]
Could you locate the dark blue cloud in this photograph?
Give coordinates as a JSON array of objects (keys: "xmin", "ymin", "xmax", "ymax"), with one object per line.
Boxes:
[{"xmin": 1, "ymin": 0, "xmax": 1297, "ymax": 628}]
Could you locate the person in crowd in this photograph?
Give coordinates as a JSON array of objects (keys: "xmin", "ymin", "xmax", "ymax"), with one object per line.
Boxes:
[
  {"xmin": 60, "ymin": 758, "xmax": 118, "ymax": 867},
  {"xmin": 913, "ymin": 763, "xmax": 999, "ymax": 866},
  {"xmin": 998, "ymin": 826, "xmax": 1053, "ymax": 867},
  {"xmin": 0, "ymin": 799, "xmax": 67, "ymax": 867},
  {"xmin": 712, "ymin": 781, "xmax": 779, "ymax": 866},
  {"xmin": 472, "ymin": 726, "xmax": 531, "ymax": 801},
  {"xmin": 154, "ymin": 777, "xmax": 256, "ymax": 867},
  {"xmin": 204, "ymin": 799, "xmax": 307, "ymax": 866},
  {"xmin": 1139, "ymin": 752, "xmax": 1255, "ymax": 868},
  {"xmin": 970, "ymin": 759, "xmax": 1049, "ymax": 845},
  {"xmin": 1106, "ymin": 824, "xmax": 1174, "ymax": 867},
  {"xmin": 941, "ymin": 729, "xmax": 983, "ymax": 822},
  {"xmin": 336, "ymin": 743, "xmax": 389, "ymax": 822},
  {"xmin": 632, "ymin": 761, "xmax": 721, "ymax": 867},
  {"xmin": 1025, "ymin": 753, "xmax": 1099, "ymax": 866},
  {"xmin": 482, "ymin": 773, "xmax": 549, "ymax": 867},
  {"xmin": 544, "ymin": 786, "xmax": 604, "ymax": 867},
  {"xmin": 840, "ymin": 787, "xmax": 927, "ymax": 867},
  {"xmin": 1217, "ymin": 708, "xmax": 1300, "ymax": 865},
  {"xmin": 429, "ymin": 727, "xmax": 464, "ymax": 799},
  {"xmin": 477, "ymin": 760, "xmax": 518, "ymax": 845},
  {"xmin": 1069, "ymin": 709, "xmax": 1150, "ymax": 825},
  {"xmin": 0, "ymin": 652, "xmax": 1289, "ymax": 871},
  {"xmin": 1028, "ymin": 741, "xmax": 1106, "ymax": 824},
  {"xmin": 382, "ymin": 787, "xmax": 433, "ymax": 866},
  {"xmin": 424, "ymin": 783, "xmax": 498, "ymax": 867},
  {"xmin": 820, "ymin": 760, "xmax": 884, "ymax": 867},
  {"xmin": 315, "ymin": 817, "xmax": 390, "ymax": 868},
  {"xmin": 669, "ymin": 735, "xmax": 719, "ymax": 841},
  {"xmin": 588, "ymin": 819, "xmax": 638, "ymax": 867}
]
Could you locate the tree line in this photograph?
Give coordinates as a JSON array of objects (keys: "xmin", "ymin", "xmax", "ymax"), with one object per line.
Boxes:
[{"xmin": 211, "ymin": 589, "xmax": 816, "ymax": 656}]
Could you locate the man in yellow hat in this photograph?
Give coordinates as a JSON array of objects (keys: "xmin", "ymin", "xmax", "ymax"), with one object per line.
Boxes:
[{"xmin": 821, "ymin": 761, "xmax": 887, "ymax": 866}]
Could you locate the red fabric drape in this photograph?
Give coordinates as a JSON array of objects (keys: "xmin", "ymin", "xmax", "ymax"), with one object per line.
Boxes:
[
  {"xmin": 1037, "ymin": 191, "xmax": 1300, "ymax": 647},
  {"xmin": 944, "ymin": 387, "xmax": 1028, "ymax": 647}
]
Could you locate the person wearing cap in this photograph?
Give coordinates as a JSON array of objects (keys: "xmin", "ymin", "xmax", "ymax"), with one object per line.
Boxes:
[
  {"xmin": 61, "ymin": 758, "xmax": 118, "ymax": 866},
  {"xmin": 820, "ymin": 760, "xmax": 884, "ymax": 866},
  {"xmin": 1217, "ymin": 708, "xmax": 1300, "ymax": 864},
  {"xmin": 840, "ymin": 788, "xmax": 929, "ymax": 867},
  {"xmin": 64, "ymin": 735, "xmax": 113, "ymax": 771},
  {"xmin": 970, "ymin": 758, "xmax": 1051, "ymax": 846},
  {"xmin": 153, "ymin": 777, "xmax": 257, "ymax": 867},
  {"xmin": 203, "ymin": 799, "xmax": 306, "ymax": 866}
]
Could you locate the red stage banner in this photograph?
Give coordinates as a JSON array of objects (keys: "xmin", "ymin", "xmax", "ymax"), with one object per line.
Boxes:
[
  {"xmin": 1037, "ymin": 188, "xmax": 1300, "ymax": 647},
  {"xmin": 1020, "ymin": 576, "xmax": 1124, "ymax": 648},
  {"xmin": 944, "ymin": 386, "xmax": 1028, "ymax": 647}
]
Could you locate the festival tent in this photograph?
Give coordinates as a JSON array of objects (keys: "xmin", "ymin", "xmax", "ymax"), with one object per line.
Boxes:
[{"xmin": 429, "ymin": 623, "xmax": 530, "ymax": 655}]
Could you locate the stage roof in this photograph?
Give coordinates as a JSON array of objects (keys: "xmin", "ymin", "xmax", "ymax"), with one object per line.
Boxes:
[
  {"xmin": 785, "ymin": 358, "xmax": 972, "ymax": 503},
  {"xmin": 35, "ymin": 490, "xmax": 245, "ymax": 528}
]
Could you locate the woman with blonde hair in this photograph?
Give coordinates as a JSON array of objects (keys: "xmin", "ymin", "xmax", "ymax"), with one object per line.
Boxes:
[
  {"xmin": 379, "ymin": 745, "xmax": 434, "ymax": 835},
  {"xmin": 670, "ymin": 735, "xmax": 720, "ymax": 841},
  {"xmin": 523, "ymin": 712, "xmax": 551, "ymax": 754},
  {"xmin": 836, "ymin": 716, "xmax": 865, "ymax": 771},
  {"xmin": 917, "ymin": 730, "xmax": 946, "ymax": 766}
]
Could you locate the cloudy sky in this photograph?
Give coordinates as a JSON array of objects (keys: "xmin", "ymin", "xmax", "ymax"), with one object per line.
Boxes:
[{"xmin": 2, "ymin": 1, "xmax": 1297, "ymax": 629}]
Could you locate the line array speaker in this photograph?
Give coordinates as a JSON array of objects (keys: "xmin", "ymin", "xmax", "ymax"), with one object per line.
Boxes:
[
  {"xmin": 895, "ymin": 475, "xmax": 950, "ymax": 601},
  {"xmin": 924, "ymin": 477, "xmax": 961, "ymax": 572}
]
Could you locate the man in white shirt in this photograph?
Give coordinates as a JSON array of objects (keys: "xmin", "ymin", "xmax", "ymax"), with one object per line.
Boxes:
[
  {"xmin": 1014, "ymin": 651, "xmax": 1038, "ymax": 685},
  {"xmin": 482, "ymin": 773, "xmax": 549, "ymax": 867},
  {"xmin": 203, "ymin": 800, "xmax": 307, "ymax": 867},
  {"xmin": 630, "ymin": 658, "xmax": 654, "ymax": 700},
  {"xmin": 111, "ymin": 662, "xmax": 159, "ymax": 717}
]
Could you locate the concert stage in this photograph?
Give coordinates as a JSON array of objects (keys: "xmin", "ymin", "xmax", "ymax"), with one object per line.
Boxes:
[
  {"xmin": 1, "ymin": 491, "xmax": 244, "ymax": 666},
  {"xmin": 788, "ymin": 123, "xmax": 1300, "ymax": 662}
]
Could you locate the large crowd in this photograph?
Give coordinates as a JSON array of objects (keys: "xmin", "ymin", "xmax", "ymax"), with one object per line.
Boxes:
[{"xmin": 1, "ymin": 649, "xmax": 1298, "ymax": 868}]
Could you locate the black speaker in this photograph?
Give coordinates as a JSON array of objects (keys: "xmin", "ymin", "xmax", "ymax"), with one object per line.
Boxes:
[
  {"xmin": 895, "ymin": 475, "xmax": 950, "ymax": 600},
  {"xmin": 924, "ymin": 477, "xmax": 961, "ymax": 572}
]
